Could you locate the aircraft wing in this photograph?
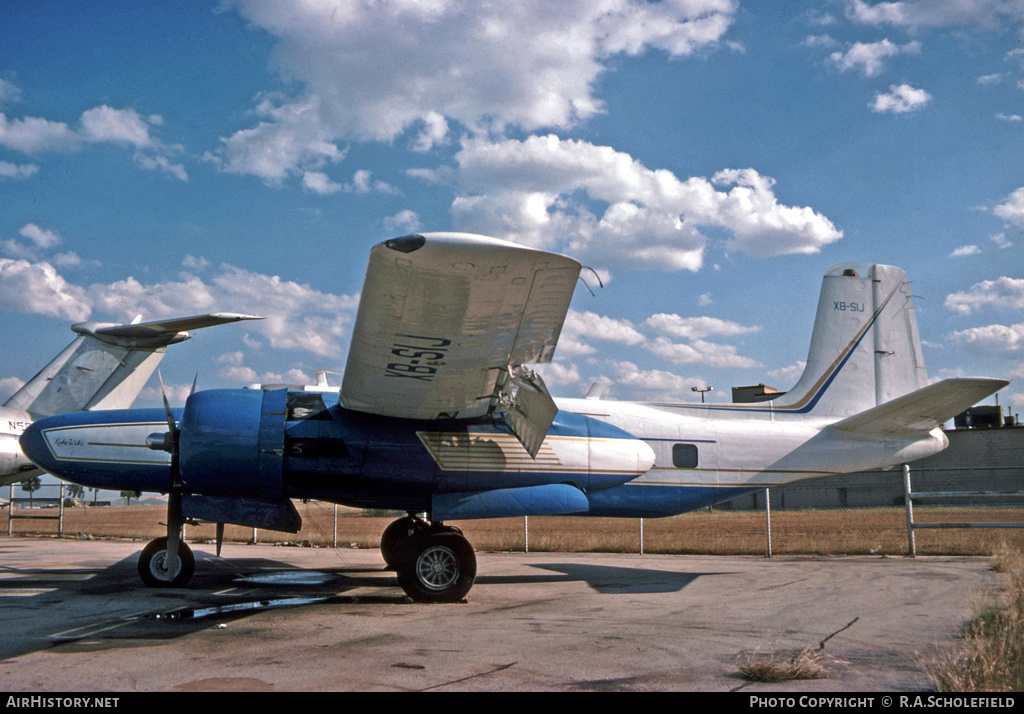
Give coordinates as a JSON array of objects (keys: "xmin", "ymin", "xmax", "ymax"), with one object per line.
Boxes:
[
  {"xmin": 830, "ymin": 377, "xmax": 1010, "ymax": 436},
  {"xmin": 340, "ymin": 233, "xmax": 581, "ymax": 454}
]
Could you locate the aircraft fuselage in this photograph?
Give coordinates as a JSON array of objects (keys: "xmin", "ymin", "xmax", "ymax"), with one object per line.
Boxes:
[
  {"xmin": 19, "ymin": 387, "xmax": 949, "ymax": 520},
  {"xmin": 0, "ymin": 407, "xmax": 41, "ymax": 486},
  {"xmin": 555, "ymin": 396, "xmax": 948, "ymax": 517}
]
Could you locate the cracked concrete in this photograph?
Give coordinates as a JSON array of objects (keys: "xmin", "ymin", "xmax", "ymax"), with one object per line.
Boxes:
[{"xmin": 0, "ymin": 537, "xmax": 1001, "ymax": 691}]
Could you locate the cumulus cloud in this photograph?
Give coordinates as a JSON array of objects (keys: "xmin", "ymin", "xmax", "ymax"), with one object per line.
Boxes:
[
  {"xmin": 383, "ymin": 209, "xmax": 422, "ymax": 233},
  {"xmin": 551, "ymin": 305, "xmax": 763, "ymax": 381},
  {"xmin": 994, "ymin": 186, "xmax": 1024, "ymax": 228},
  {"xmin": 0, "ymin": 259, "xmax": 91, "ymax": 321},
  {"xmin": 0, "ymin": 160, "xmax": 38, "ymax": 179},
  {"xmin": 0, "ymin": 257, "xmax": 359, "ymax": 358},
  {"xmin": 645, "ymin": 335, "xmax": 763, "ymax": 368},
  {"xmin": 78, "ymin": 105, "xmax": 156, "ymax": 147},
  {"xmin": 945, "ymin": 276, "xmax": 1024, "ymax": 314},
  {"xmin": 950, "ymin": 244, "xmax": 981, "ymax": 258},
  {"xmin": 446, "ymin": 135, "xmax": 842, "ymax": 271},
  {"xmin": 606, "ymin": 360, "xmax": 708, "ymax": 401},
  {"xmin": 950, "ymin": 323, "xmax": 1024, "ymax": 351},
  {"xmin": 0, "ymin": 102, "xmax": 187, "ymax": 180},
  {"xmin": 768, "ymin": 361, "xmax": 807, "ymax": 388},
  {"xmin": 564, "ymin": 310, "xmax": 646, "ymax": 346},
  {"xmin": 0, "ymin": 112, "xmax": 79, "ymax": 153},
  {"xmin": 211, "ymin": 95, "xmax": 346, "ymax": 184},
  {"xmin": 2, "ymin": 223, "xmax": 66, "ymax": 263},
  {"xmin": 846, "ymin": 0, "xmax": 1024, "ymax": 30},
  {"xmin": 870, "ymin": 83, "xmax": 932, "ymax": 113},
  {"xmin": 829, "ymin": 39, "xmax": 921, "ymax": 77},
  {"xmin": 19, "ymin": 223, "xmax": 61, "ymax": 249},
  {"xmin": 643, "ymin": 313, "xmax": 761, "ymax": 341},
  {"xmin": 214, "ymin": 0, "xmax": 738, "ymax": 182}
]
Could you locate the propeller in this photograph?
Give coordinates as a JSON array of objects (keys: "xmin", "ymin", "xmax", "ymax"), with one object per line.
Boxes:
[{"xmin": 145, "ymin": 374, "xmax": 225, "ymax": 558}]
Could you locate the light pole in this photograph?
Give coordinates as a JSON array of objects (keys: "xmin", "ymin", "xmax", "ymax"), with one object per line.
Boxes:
[{"xmin": 691, "ymin": 385, "xmax": 713, "ymax": 403}]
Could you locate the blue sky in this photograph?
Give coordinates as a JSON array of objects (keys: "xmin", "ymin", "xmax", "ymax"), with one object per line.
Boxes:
[{"xmin": 2, "ymin": 0, "xmax": 1024, "ymax": 417}]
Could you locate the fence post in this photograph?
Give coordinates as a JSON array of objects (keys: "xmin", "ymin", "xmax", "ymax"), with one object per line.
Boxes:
[
  {"xmin": 765, "ymin": 488, "xmax": 771, "ymax": 558},
  {"xmin": 58, "ymin": 483, "xmax": 64, "ymax": 537},
  {"xmin": 903, "ymin": 464, "xmax": 916, "ymax": 557},
  {"xmin": 639, "ymin": 518, "xmax": 644, "ymax": 554},
  {"xmin": 524, "ymin": 515, "xmax": 529, "ymax": 553}
]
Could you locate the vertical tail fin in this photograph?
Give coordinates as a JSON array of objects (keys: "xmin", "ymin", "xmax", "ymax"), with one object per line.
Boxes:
[
  {"xmin": 4, "ymin": 313, "xmax": 262, "ymax": 417},
  {"xmin": 770, "ymin": 263, "xmax": 928, "ymax": 417}
]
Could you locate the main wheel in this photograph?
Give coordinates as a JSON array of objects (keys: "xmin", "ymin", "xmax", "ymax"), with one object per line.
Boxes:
[
  {"xmin": 380, "ymin": 516, "xmax": 421, "ymax": 569},
  {"xmin": 138, "ymin": 536, "xmax": 195, "ymax": 588},
  {"xmin": 395, "ymin": 531, "xmax": 476, "ymax": 603}
]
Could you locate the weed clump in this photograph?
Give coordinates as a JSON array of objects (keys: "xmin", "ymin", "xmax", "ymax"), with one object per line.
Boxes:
[{"xmin": 921, "ymin": 544, "xmax": 1024, "ymax": 691}]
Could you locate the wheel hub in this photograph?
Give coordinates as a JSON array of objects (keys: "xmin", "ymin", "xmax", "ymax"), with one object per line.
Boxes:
[{"xmin": 416, "ymin": 545, "xmax": 459, "ymax": 590}]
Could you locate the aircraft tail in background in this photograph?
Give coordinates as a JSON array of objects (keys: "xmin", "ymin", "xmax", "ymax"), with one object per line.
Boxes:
[
  {"xmin": 770, "ymin": 263, "xmax": 930, "ymax": 418},
  {"xmin": 4, "ymin": 313, "xmax": 262, "ymax": 418}
]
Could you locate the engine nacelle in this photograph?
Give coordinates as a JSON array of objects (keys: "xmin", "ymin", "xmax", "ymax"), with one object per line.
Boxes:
[{"xmin": 178, "ymin": 388, "xmax": 270, "ymax": 498}]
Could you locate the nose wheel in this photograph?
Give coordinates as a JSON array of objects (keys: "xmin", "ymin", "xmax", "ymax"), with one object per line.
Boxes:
[{"xmin": 138, "ymin": 536, "xmax": 195, "ymax": 588}]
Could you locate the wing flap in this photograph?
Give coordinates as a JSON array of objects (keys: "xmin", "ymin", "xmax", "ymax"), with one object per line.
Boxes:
[
  {"xmin": 831, "ymin": 378, "xmax": 1010, "ymax": 436},
  {"xmin": 340, "ymin": 233, "xmax": 581, "ymax": 423}
]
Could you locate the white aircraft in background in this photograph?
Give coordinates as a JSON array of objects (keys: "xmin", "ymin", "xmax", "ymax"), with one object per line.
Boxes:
[
  {"xmin": 1, "ymin": 313, "xmax": 262, "ymax": 486},
  {"xmin": 20, "ymin": 234, "xmax": 1007, "ymax": 602}
]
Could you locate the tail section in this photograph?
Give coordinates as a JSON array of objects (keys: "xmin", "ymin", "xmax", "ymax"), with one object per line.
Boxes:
[
  {"xmin": 771, "ymin": 263, "xmax": 928, "ymax": 417},
  {"xmin": 4, "ymin": 313, "xmax": 262, "ymax": 417}
]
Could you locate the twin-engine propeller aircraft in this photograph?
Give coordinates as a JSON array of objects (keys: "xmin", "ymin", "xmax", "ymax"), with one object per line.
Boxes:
[
  {"xmin": 20, "ymin": 233, "xmax": 1007, "ymax": 602},
  {"xmin": 1, "ymin": 313, "xmax": 262, "ymax": 487}
]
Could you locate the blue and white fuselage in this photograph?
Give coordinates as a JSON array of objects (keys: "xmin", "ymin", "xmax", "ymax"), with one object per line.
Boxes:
[{"xmin": 13, "ymin": 235, "xmax": 1010, "ymax": 601}]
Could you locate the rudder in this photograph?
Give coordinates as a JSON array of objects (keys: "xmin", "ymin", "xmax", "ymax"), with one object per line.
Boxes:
[{"xmin": 770, "ymin": 263, "xmax": 928, "ymax": 418}]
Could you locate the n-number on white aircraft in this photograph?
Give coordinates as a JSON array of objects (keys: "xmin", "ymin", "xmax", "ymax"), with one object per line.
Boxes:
[
  {"xmin": 20, "ymin": 234, "xmax": 1008, "ymax": 602},
  {"xmin": 1, "ymin": 313, "xmax": 262, "ymax": 487}
]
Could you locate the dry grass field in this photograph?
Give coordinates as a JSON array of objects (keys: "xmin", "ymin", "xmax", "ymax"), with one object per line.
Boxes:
[{"xmin": 6, "ymin": 501, "xmax": 1024, "ymax": 556}]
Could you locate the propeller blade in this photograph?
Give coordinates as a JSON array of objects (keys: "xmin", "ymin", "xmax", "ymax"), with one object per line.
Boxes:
[{"xmin": 157, "ymin": 371, "xmax": 178, "ymax": 439}]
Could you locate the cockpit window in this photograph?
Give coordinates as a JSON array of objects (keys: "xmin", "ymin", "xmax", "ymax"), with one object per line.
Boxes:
[{"xmin": 672, "ymin": 443, "xmax": 698, "ymax": 469}]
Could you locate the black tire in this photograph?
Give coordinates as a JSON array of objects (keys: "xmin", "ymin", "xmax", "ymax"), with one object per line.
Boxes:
[
  {"xmin": 395, "ymin": 531, "xmax": 476, "ymax": 603},
  {"xmin": 138, "ymin": 537, "xmax": 195, "ymax": 588},
  {"xmin": 380, "ymin": 516, "xmax": 420, "ymax": 569}
]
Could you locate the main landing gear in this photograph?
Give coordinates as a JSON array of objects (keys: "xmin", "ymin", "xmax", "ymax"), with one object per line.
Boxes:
[{"xmin": 381, "ymin": 515, "xmax": 477, "ymax": 603}]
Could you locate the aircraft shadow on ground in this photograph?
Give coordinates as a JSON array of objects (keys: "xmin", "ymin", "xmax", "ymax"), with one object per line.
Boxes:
[
  {"xmin": 0, "ymin": 548, "xmax": 728, "ymax": 661},
  {"xmin": 481, "ymin": 563, "xmax": 721, "ymax": 594},
  {"xmin": 0, "ymin": 550, "xmax": 402, "ymax": 661}
]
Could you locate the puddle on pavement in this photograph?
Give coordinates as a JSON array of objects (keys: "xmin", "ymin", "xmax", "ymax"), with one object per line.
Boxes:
[{"xmin": 234, "ymin": 571, "xmax": 339, "ymax": 586}]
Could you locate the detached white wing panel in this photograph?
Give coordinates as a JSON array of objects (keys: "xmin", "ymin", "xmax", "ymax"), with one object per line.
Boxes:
[{"xmin": 340, "ymin": 233, "xmax": 581, "ymax": 421}]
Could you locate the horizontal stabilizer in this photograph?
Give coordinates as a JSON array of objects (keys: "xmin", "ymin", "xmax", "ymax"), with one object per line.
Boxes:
[
  {"xmin": 77, "ymin": 312, "xmax": 264, "ymax": 346},
  {"xmin": 830, "ymin": 378, "xmax": 1010, "ymax": 436}
]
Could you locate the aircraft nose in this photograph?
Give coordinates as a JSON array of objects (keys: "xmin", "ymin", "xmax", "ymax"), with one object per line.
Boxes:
[
  {"xmin": 18, "ymin": 421, "xmax": 52, "ymax": 472},
  {"xmin": 18, "ymin": 409, "xmax": 173, "ymax": 492}
]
